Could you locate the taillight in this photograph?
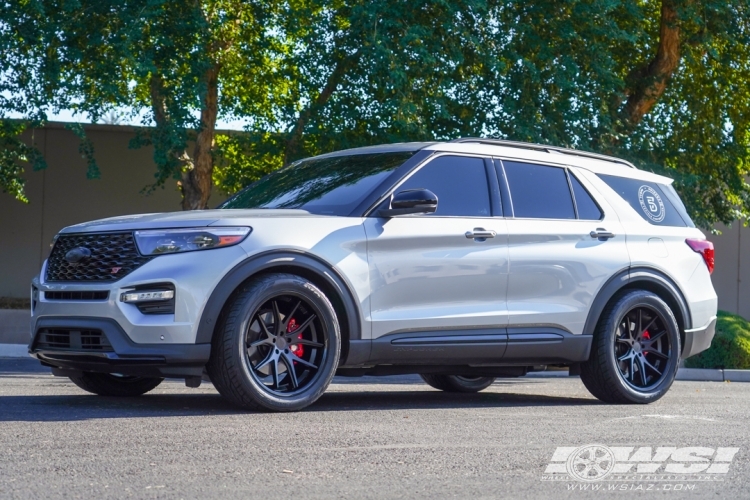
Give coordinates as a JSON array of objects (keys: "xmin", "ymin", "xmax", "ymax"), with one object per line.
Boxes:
[{"xmin": 686, "ymin": 239, "xmax": 714, "ymax": 274}]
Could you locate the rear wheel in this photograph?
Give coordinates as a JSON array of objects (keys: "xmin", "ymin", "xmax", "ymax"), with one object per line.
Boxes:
[
  {"xmin": 580, "ymin": 290, "xmax": 680, "ymax": 404},
  {"xmin": 69, "ymin": 372, "xmax": 163, "ymax": 397},
  {"xmin": 207, "ymin": 273, "xmax": 340, "ymax": 412},
  {"xmin": 420, "ymin": 374, "xmax": 496, "ymax": 393}
]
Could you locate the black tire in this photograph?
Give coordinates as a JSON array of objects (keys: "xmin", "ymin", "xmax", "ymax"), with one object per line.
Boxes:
[
  {"xmin": 206, "ymin": 273, "xmax": 341, "ymax": 412},
  {"xmin": 69, "ymin": 372, "xmax": 163, "ymax": 397},
  {"xmin": 420, "ymin": 374, "xmax": 496, "ymax": 393},
  {"xmin": 580, "ymin": 290, "xmax": 681, "ymax": 404}
]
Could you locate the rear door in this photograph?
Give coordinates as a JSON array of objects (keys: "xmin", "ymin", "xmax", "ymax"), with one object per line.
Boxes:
[
  {"xmin": 364, "ymin": 154, "xmax": 509, "ymax": 344},
  {"xmin": 499, "ymin": 160, "xmax": 630, "ymax": 345}
]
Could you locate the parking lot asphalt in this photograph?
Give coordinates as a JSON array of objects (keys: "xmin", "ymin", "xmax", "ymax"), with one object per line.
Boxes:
[{"xmin": 1, "ymin": 359, "xmax": 748, "ymax": 499}]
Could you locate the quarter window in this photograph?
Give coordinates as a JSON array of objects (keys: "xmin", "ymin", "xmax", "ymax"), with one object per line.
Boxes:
[
  {"xmin": 569, "ymin": 173, "xmax": 603, "ymax": 220},
  {"xmin": 397, "ymin": 155, "xmax": 491, "ymax": 216},
  {"xmin": 597, "ymin": 174, "xmax": 691, "ymax": 227},
  {"xmin": 503, "ymin": 161, "xmax": 575, "ymax": 219}
]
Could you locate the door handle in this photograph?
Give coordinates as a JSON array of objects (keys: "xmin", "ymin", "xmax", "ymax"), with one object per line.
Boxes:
[
  {"xmin": 465, "ymin": 228, "xmax": 496, "ymax": 241},
  {"xmin": 590, "ymin": 228, "xmax": 615, "ymax": 240}
]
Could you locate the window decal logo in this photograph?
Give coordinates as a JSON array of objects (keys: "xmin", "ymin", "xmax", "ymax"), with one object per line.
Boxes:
[{"xmin": 638, "ymin": 185, "xmax": 665, "ymax": 222}]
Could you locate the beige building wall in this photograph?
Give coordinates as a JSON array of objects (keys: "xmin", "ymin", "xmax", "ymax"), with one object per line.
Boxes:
[
  {"xmin": 1, "ymin": 122, "xmax": 747, "ymax": 320},
  {"xmin": 0, "ymin": 122, "xmax": 225, "ymax": 298}
]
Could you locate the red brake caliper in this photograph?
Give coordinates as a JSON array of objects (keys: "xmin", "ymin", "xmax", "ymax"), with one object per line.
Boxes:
[
  {"xmin": 642, "ymin": 330, "xmax": 650, "ymax": 355},
  {"xmin": 287, "ymin": 318, "xmax": 304, "ymax": 360}
]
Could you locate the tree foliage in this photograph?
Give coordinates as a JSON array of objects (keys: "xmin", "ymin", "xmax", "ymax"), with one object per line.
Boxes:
[{"xmin": 1, "ymin": 0, "xmax": 749, "ymax": 228}]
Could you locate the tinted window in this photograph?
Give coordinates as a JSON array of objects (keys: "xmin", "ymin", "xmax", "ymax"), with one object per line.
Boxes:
[
  {"xmin": 219, "ymin": 152, "xmax": 415, "ymax": 215},
  {"xmin": 397, "ymin": 155, "xmax": 491, "ymax": 216},
  {"xmin": 503, "ymin": 161, "xmax": 575, "ymax": 219},
  {"xmin": 570, "ymin": 173, "xmax": 603, "ymax": 220},
  {"xmin": 597, "ymin": 174, "xmax": 689, "ymax": 227}
]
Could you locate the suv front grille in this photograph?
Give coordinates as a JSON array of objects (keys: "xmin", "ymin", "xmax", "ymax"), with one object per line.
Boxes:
[
  {"xmin": 35, "ymin": 328, "xmax": 113, "ymax": 351},
  {"xmin": 46, "ymin": 232, "xmax": 152, "ymax": 282}
]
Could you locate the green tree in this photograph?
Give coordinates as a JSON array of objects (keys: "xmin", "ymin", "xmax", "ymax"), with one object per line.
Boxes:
[
  {"xmin": 1, "ymin": 0, "xmax": 295, "ymax": 209},
  {"xmin": 2, "ymin": 0, "xmax": 749, "ymax": 228}
]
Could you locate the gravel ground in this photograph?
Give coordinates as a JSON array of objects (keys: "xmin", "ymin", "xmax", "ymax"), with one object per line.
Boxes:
[{"xmin": 0, "ymin": 359, "xmax": 747, "ymax": 499}]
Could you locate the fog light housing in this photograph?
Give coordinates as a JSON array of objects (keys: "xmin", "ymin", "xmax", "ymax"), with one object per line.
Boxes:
[{"xmin": 121, "ymin": 290, "xmax": 174, "ymax": 303}]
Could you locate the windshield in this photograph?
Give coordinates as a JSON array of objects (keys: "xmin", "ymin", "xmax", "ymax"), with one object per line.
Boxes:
[{"xmin": 219, "ymin": 151, "xmax": 415, "ymax": 215}]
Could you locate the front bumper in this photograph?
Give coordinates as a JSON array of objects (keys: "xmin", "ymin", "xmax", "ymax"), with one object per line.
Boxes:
[
  {"xmin": 29, "ymin": 317, "xmax": 210, "ymax": 378},
  {"xmin": 681, "ymin": 316, "xmax": 717, "ymax": 359}
]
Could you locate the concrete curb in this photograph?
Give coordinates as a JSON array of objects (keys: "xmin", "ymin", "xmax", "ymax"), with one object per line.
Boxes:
[
  {"xmin": 0, "ymin": 344, "xmax": 30, "ymax": 358},
  {"xmin": 527, "ymin": 367, "xmax": 747, "ymax": 382}
]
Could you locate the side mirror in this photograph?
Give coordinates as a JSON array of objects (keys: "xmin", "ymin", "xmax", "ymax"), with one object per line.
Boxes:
[{"xmin": 378, "ymin": 188, "xmax": 438, "ymax": 217}]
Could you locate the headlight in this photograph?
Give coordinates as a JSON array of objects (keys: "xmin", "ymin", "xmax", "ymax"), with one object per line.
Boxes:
[{"xmin": 134, "ymin": 227, "xmax": 251, "ymax": 255}]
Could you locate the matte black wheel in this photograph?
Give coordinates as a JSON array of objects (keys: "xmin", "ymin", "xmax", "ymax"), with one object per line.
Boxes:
[
  {"xmin": 580, "ymin": 290, "xmax": 680, "ymax": 404},
  {"xmin": 420, "ymin": 374, "xmax": 496, "ymax": 393},
  {"xmin": 207, "ymin": 273, "xmax": 340, "ymax": 412},
  {"xmin": 69, "ymin": 372, "xmax": 163, "ymax": 397}
]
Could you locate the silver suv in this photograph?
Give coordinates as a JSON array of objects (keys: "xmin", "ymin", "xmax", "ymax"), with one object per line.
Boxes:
[{"xmin": 29, "ymin": 139, "xmax": 718, "ymax": 411}]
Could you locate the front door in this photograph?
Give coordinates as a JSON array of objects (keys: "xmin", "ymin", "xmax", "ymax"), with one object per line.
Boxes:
[{"xmin": 364, "ymin": 154, "xmax": 509, "ymax": 341}]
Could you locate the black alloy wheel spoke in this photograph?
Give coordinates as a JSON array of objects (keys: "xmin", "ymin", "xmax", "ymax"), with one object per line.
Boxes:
[
  {"xmin": 618, "ymin": 351, "xmax": 633, "ymax": 362},
  {"xmin": 285, "ymin": 314, "xmax": 317, "ymax": 339},
  {"xmin": 271, "ymin": 300, "xmax": 282, "ymax": 334},
  {"xmin": 614, "ymin": 306, "xmax": 672, "ymax": 390},
  {"xmin": 291, "ymin": 338, "xmax": 324, "ymax": 348},
  {"xmin": 641, "ymin": 356, "xmax": 662, "ymax": 376},
  {"xmin": 637, "ymin": 357, "xmax": 648, "ymax": 386},
  {"xmin": 243, "ymin": 294, "xmax": 327, "ymax": 396},
  {"xmin": 282, "ymin": 300, "xmax": 302, "ymax": 330},
  {"xmin": 254, "ymin": 349, "xmax": 277, "ymax": 372},
  {"xmin": 647, "ymin": 349, "xmax": 669, "ymax": 360},
  {"xmin": 288, "ymin": 351, "xmax": 318, "ymax": 369},
  {"xmin": 644, "ymin": 329, "xmax": 667, "ymax": 343},
  {"xmin": 271, "ymin": 358, "xmax": 282, "ymax": 389},
  {"xmin": 249, "ymin": 315, "xmax": 275, "ymax": 347},
  {"xmin": 637, "ymin": 309, "xmax": 643, "ymax": 339},
  {"xmin": 639, "ymin": 316, "xmax": 658, "ymax": 339},
  {"xmin": 279, "ymin": 354, "xmax": 299, "ymax": 389}
]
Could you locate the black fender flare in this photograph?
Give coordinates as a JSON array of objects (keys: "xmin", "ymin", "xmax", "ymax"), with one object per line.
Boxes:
[
  {"xmin": 582, "ymin": 266, "xmax": 693, "ymax": 338},
  {"xmin": 195, "ymin": 250, "xmax": 363, "ymax": 357}
]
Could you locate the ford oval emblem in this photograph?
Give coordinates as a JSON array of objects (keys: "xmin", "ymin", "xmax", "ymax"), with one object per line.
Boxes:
[{"xmin": 65, "ymin": 247, "xmax": 92, "ymax": 265}]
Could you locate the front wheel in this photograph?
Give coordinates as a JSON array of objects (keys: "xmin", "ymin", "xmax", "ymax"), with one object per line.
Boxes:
[
  {"xmin": 69, "ymin": 372, "xmax": 163, "ymax": 397},
  {"xmin": 580, "ymin": 290, "xmax": 681, "ymax": 404},
  {"xmin": 207, "ymin": 273, "xmax": 341, "ymax": 412},
  {"xmin": 420, "ymin": 374, "xmax": 496, "ymax": 393}
]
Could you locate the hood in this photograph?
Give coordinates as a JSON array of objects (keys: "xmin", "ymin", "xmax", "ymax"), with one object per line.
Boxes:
[{"xmin": 60, "ymin": 209, "xmax": 316, "ymax": 234}]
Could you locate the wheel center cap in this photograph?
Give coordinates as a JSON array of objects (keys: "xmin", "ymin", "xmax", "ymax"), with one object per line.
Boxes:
[
  {"xmin": 633, "ymin": 341, "xmax": 642, "ymax": 352},
  {"xmin": 276, "ymin": 336, "xmax": 287, "ymax": 349}
]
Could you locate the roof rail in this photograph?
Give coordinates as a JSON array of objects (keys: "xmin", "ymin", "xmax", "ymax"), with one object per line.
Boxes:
[{"xmin": 449, "ymin": 137, "xmax": 637, "ymax": 169}]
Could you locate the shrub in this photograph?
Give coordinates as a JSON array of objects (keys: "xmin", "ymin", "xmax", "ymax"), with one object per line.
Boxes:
[{"xmin": 684, "ymin": 311, "xmax": 750, "ymax": 369}]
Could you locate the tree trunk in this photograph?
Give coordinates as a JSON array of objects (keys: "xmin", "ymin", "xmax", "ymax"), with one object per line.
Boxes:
[
  {"xmin": 284, "ymin": 52, "xmax": 360, "ymax": 165},
  {"xmin": 622, "ymin": 0, "xmax": 682, "ymax": 127},
  {"xmin": 181, "ymin": 64, "xmax": 220, "ymax": 210}
]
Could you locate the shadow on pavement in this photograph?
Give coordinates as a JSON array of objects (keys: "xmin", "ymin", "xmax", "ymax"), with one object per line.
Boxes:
[
  {"xmin": 0, "ymin": 358, "xmax": 596, "ymax": 421},
  {"xmin": 0, "ymin": 387, "xmax": 597, "ymax": 422}
]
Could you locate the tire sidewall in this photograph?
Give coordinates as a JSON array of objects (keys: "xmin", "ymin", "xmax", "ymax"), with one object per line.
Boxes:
[
  {"xmin": 603, "ymin": 292, "xmax": 681, "ymax": 403},
  {"xmin": 449, "ymin": 376, "xmax": 495, "ymax": 392},
  {"xmin": 228, "ymin": 275, "xmax": 340, "ymax": 411}
]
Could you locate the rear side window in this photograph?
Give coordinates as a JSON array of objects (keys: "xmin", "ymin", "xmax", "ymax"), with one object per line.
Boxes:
[
  {"xmin": 397, "ymin": 155, "xmax": 491, "ymax": 216},
  {"xmin": 569, "ymin": 173, "xmax": 603, "ymax": 220},
  {"xmin": 503, "ymin": 161, "xmax": 575, "ymax": 219},
  {"xmin": 597, "ymin": 174, "xmax": 693, "ymax": 227}
]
